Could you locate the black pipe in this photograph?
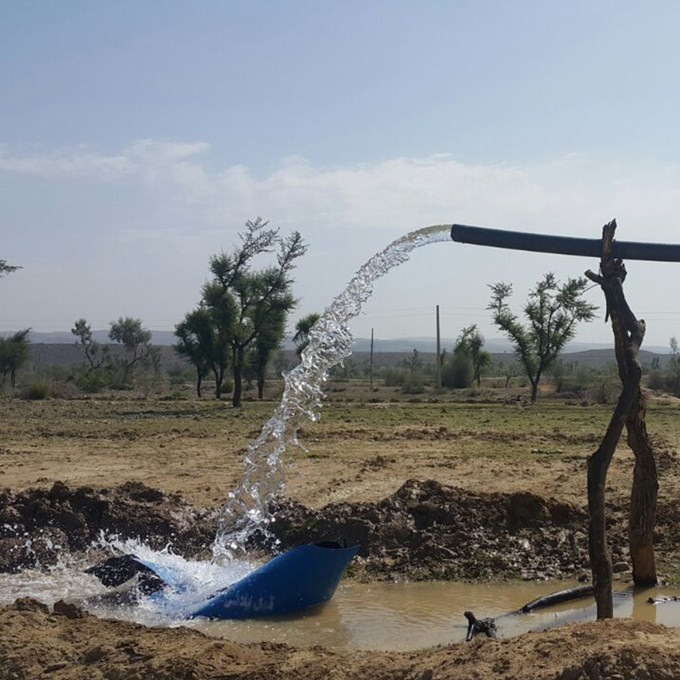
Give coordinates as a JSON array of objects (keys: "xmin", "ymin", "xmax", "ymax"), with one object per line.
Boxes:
[{"xmin": 450, "ymin": 224, "xmax": 680, "ymax": 262}]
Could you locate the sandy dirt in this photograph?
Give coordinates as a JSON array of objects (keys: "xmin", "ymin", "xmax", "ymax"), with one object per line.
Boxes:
[{"xmin": 3, "ymin": 599, "xmax": 680, "ymax": 680}]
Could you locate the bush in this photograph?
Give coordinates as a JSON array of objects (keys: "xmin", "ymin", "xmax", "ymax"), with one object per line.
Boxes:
[
  {"xmin": 441, "ymin": 351, "xmax": 473, "ymax": 388},
  {"xmin": 382, "ymin": 368, "xmax": 406, "ymax": 387},
  {"xmin": 77, "ymin": 372, "xmax": 109, "ymax": 394},
  {"xmin": 647, "ymin": 370, "xmax": 680, "ymax": 396},
  {"xmin": 401, "ymin": 374, "xmax": 425, "ymax": 394},
  {"xmin": 167, "ymin": 363, "xmax": 191, "ymax": 386},
  {"xmin": 21, "ymin": 381, "xmax": 50, "ymax": 400},
  {"xmin": 591, "ymin": 377, "xmax": 620, "ymax": 405}
]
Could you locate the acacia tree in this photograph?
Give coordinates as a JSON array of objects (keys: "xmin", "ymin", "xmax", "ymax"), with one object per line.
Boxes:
[
  {"xmin": 109, "ymin": 317, "xmax": 153, "ymax": 385},
  {"xmin": 488, "ymin": 273, "xmax": 597, "ymax": 402},
  {"xmin": 174, "ymin": 308, "xmax": 224, "ymax": 398},
  {"xmin": 293, "ymin": 312, "xmax": 320, "ymax": 357},
  {"xmin": 71, "ymin": 319, "xmax": 109, "ymax": 374},
  {"xmin": 457, "ymin": 325, "xmax": 490, "ymax": 387},
  {"xmin": 203, "ymin": 218, "xmax": 306, "ymax": 407},
  {"xmin": 0, "ymin": 329, "xmax": 30, "ymax": 389}
]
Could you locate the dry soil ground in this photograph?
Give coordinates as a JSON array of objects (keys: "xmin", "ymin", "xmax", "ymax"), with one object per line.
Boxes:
[
  {"xmin": 2, "ymin": 387, "xmax": 680, "ymax": 679},
  {"xmin": 3, "ymin": 389, "xmax": 679, "ymax": 510}
]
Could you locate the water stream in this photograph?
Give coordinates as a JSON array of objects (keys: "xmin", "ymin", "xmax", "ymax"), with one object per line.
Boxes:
[{"xmin": 213, "ymin": 224, "xmax": 453, "ymax": 557}]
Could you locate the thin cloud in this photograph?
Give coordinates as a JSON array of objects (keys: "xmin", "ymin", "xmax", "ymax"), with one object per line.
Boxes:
[
  {"xmin": 2, "ymin": 139, "xmax": 680, "ymax": 244},
  {"xmin": 0, "ymin": 140, "xmax": 209, "ymax": 181}
]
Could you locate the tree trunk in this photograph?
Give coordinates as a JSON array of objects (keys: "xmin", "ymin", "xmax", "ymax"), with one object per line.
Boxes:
[
  {"xmin": 213, "ymin": 367, "xmax": 222, "ymax": 399},
  {"xmin": 585, "ymin": 219, "xmax": 652, "ymax": 618},
  {"xmin": 530, "ymin": 380, "xmax": 538, "ymax": 402},
  {"xmin": 257, "ymin": 373, "xmax": 265, "ymax": 400},
  {"xmin": 587, "ymin": 385, "xmax": 637, "ymax": 618},
  {"xmin": 627, "ymin": 387, "xmax": 658, "ymax": 585},
  {"xmin": 196, "ymin": 370, "xmax": 202, "ymax": 398},
  {"xmin": 232, "ymin": 346, "xmax": 244, "ymax": 408}
]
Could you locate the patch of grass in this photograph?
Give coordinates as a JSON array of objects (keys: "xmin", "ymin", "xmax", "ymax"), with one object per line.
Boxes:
[{"xmin": 21, "ymin": 382, "xmax": 50, "ymax": 400}]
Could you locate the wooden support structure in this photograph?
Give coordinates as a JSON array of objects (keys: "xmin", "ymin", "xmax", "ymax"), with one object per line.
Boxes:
[
  {"xmin": 584, "ymin": 220, "xmax": 658, "ymax": 618},
  {"xmin": 448, "ymin": 220, "xmax": 663, "ymax": 618}
]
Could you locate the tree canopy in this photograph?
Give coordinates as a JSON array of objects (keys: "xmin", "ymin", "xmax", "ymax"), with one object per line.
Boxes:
[
  {"xmin": 176, "ymin": 218, "xmax": 307, "ymax": 405},
  {"xmin": 488, "ymin": 273, "xmax": 597, "ymax": 402},
  {"xmin": 0, "ymin": 329, "xmax": 30, "ymax": 389},
  {"xmin": 456, "ymin": 325, "xmax": 490, "ymax": 387},
  {"xmin": 72, "ymin": 319, "xmax": 108, "ymax": 374},
  {"xmin": 293, "ymin": 312, "xmax": 320, "ymax": 357},
  {"xmin": 174, "ymin": 308, "xmax": 222, "ymax": 398},
  {"xmin": 109, "ymin": 317, "xmax": 153, "ymax": 385}
]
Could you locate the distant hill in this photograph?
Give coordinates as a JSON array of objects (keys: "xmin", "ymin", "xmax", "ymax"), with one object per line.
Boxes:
[
  {"xmin": 4, "ymin": 330, "xmax": 672, "ymax": 355},
  {"xmin": 348, "ymin": 336, "xmax": 672, "ymax": 355},
  {"xmin": 24, "ymin": 344, "xmax": 670, "ymax": 372},
  {"xmin": 1, "ymin": 329, "xmax": 180, "ymax": 346}
]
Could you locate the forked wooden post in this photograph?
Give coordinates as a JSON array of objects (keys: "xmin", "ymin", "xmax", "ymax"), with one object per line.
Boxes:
[
  {"xmin": 584, "ymin": 220, "xmax": 657, "ymax": 618},
  {"xmin": 451, "ymin": 221, "xmax": 663, "ymax": 614}
]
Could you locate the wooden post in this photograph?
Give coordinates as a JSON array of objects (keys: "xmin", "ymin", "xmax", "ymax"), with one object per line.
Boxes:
[
  {"xmin": 436, "ymin": 305, "xmax": 442, "ymax": 390},
  {"xmin": 369, "ymin": 328, "xmax": 374, "ymax": 390},
  {"xmin": 627, "ymin": 388, "xmax": 659, "ymax": 585},
  {"xmin": 584, "ymin": 220, "xmax": 656, "ymax": 618}
]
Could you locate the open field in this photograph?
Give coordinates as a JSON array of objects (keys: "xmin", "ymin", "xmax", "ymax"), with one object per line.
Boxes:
[{"xmin": 2, "ymin": 388, "xmax": 679, "ymax": 510}]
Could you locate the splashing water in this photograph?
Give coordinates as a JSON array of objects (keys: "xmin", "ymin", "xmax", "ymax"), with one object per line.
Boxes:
[
  {"xmin": 0, "ymin": 225, "xmax": 452, "ymax": 621},
  {"xmin": 212, "ymin": 224, "xmax": 453, "ymax": 558},
  {"xmin": 0, "ymin": 535, "xmax": 255, "ymax": 623}
]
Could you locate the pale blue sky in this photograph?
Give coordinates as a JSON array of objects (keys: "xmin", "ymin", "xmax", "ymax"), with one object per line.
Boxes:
[{"xmin": 2, "ymin": 1, "xmax": 680, "ymax": 346}]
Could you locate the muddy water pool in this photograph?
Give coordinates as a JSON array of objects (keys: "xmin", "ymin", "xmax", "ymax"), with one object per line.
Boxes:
[
  {"xmin": 187, "ymin": 580, "xmax": 680, "ymax": 650},
  {"xmin": 4, "ymin": 569, "xmax": 678, "ymax": 651}
]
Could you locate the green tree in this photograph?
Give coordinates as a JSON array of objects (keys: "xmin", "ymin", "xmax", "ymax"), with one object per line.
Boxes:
[
  {"xmin": 489, "ymin": 273, "xmax": 597, "ymax": 402},
  {"xmin": 203, "ymin": 218, "xmax": 306, "ymax": 407},
  {"xmin": 71, "ymin": 319, "xmax": 109, "ymax": 374},
  {"xmin": 174, "ymin": 308, "xmax": 218, "ymax": 398},
  {"xmin": 0, "ymin": 329, "xmax": 31, "ymax": 389},
  {"xmin": 457, "ymin": 325, "xmax": 490, "ymax": 387},
  {"xmin": 109, "ymin": 317, "xmax": 153, "ymax": 386},
  {"xmin": 293, "ymin": 312, "xmax": 320, "ymax": 357}
]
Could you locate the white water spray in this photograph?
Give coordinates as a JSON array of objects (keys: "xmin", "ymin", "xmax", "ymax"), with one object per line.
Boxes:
[
  {"xmin": 213, "ymin": 224, "xmax": 452, "ymax": 557},
  {"xmin": 0, "ymin": 225, "xmax": 453, "ymax": 622}
]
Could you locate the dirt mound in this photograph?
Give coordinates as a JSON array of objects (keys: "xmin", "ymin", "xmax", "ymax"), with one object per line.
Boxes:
[
  {"xmin": 4, "ymin": 478, "xmax": 676, "ymax": 582},
  {"xmin": 2, "ymin": 600, "xmax": 680, "ymax": 680},
  {"xmin": 0, "ymin": 481, "xmax": 217, "ymax": 572},
  {"xmin": 268, "ymin": 479, "xmax": 596, "ymax": 580}
]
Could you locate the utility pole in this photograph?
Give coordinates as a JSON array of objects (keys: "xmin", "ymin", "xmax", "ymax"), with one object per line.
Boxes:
[
  {"xmin": 436, "ymin": 305, "xmax": 442, "ymax": 389},
  {"xmin": 369, "ymin": 328, "xmax": 375, "ymax": 389}
]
